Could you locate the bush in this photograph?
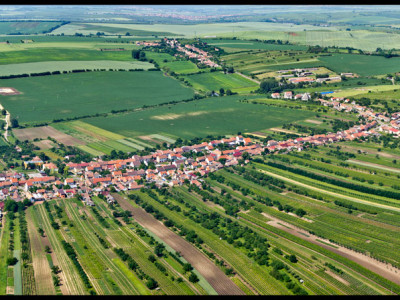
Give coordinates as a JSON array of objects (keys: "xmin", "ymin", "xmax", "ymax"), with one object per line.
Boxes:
[{"xmin": 7, "ymin": 257, "xmax": 18, "ymax": 266}]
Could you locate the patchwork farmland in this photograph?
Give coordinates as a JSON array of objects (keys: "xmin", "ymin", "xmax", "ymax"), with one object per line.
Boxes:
[{"xmin": 0, "ymin": 5, "xmax": 400, "ymax": 296}]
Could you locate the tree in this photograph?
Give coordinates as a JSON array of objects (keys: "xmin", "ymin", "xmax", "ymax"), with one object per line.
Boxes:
[
  {"xmin": 1, "ymin": 109, "xmax": 6, "ymax": 115},
  {"xmin": 38, "ymin": 227, "xmax": 44, "ymax": 237},
  {"xmin": 132, "ymin": 50, "xmax": 141, "ymax": 59},
  {"xmin": 260, "ymin": 78, "xmax": 279, "ymax": 93},
  {"xmin": 242, "ymin": 151, "xmax": 250, "ymax": 161},
  {"xmin": 218, "ymin": 158, "xmax": 227, "ymax": 165},
  {"xmin": 51, "ymin": 265, "xmax": 61, "ymax": 274},
  {"xmin": 189, "ymin": 272, "xmax": 199, "ymax": 283},
  {"xmin": 148, "ymin": 254, "xmax": 156, "ymax": 263},
  {"xmin": 10, "ymin": 118, "xmax": 19, "ymax": 128},
  {"xmin": 219, "ymin": 88, "xmax": 225, "ymax": 96},
  {"xmin": 52, "ymin": 275, "xmax": 61, "ymax": 287},
  {"xmin": 45, "ymin": 245, "xmax": 51, "ymax": 253},
  {"xmin": 183, "ymin": 263, "xmax": 193, "ymax": 273},
  {"xmin": 154, "ymin": 243, "xmax": 165, "ymax": 257},
  {"xmin": 146, "ymin": 278, "xmax": 158, "ymax": 290},
  {"xmin": 226, "ymin": 89, "xmax": 232, "ymax": 95}
]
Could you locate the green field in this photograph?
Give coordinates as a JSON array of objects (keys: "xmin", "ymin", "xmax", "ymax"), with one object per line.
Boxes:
[
  {"xmin": 82, "ymin": 95, "xmax": 315, "ymax": 140},
  {"xmin": 227, "ymin": 52, "xmax": 400, "ymax": 78},
  {"xmin": 0, "ymin": 71, "xmax": 194, "ymax": 124},
  {"xmin": 318, "ymin": 54, "xmax": 400, "ymax": 76},
  {"xmin": 0, "ymin": 21, "xmax": 63, "ymax": 35},
  {"xmin": 53, "ymin": 22, "xmax": 336, "ymax": 37},
  {"xmin": 204, "ymin": 39, "xmax": 308, "ymax": 51},
  {"xmin": 184, "ymin": 72, "xmax": 258, "ymax": 93},
  {"xmin": 0, "ymin": 60, "xmax": 153, "ymax": 76},
  {"xmin": 0, "ymin": 48, "xmax": 142, "ymax": 64}
]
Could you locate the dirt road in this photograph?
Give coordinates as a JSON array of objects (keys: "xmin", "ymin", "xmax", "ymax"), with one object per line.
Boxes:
[
  {"xmin": 235, "ymin": 71, "xmax": 260, "ymax": 84},
  {"xmin": 0, "ymin": 103, "xmax": 9, "ymax": 142},
  {"xmin": 114, "ymin": 193, "xmax": 244, "ymax": 295},
  {"xmin": 347, "ymin": 159, "xmax": 400, "ymax": 174}
]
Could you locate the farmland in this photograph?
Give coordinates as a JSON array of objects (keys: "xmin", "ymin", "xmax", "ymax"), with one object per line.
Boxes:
[
  {"xmin": 0, "ymin": 21, "xmax": 64, "ymax": 35},
  {"xmin": 183, "ymin": 72, "xmax": 258, "ymax": 93},
  {"xmin": 81, "ymin": 95, "xmax": 316, "ymax": 140},
  {"xmin": 0, "ymin": 71, "xmax": 194, "ymax": 125},
  {"xmin": 0, "ymin": 7, "xmax": 400, "ymax": 296},
  {"xmin": 0, "ymin": 196, "xmax": 211, "ymax": 295},
  {"xmin": 0, "ymin": 61, "xmax": 153, "ymax": 77}
]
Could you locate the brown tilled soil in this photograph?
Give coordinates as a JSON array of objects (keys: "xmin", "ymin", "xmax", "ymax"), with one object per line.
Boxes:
[
  {"xmin": 113, "ymin": 193, "xmax": 244, "ymax": 295},
  {"xmin": 325, "ymin": 270, "xmax": 350, "ymax": 286},
  {"xmin": 33, "ymin": 139, "xmax": 57, "ymax": 150},
  {"xmin": 269, "ymin": 127, "xmax": 301, "ymax": 135},
  {"xmin": 13, "ymin": 126, "xmax": 85, "ymax": 146},
  {"xmin": 26, "ymin": 210, "xmax": 56, "ymax": 295},
  {"xmin": 138, "ymin": 135, "xmax": 162, "ymax": 145},
  {"xmin": 260, "ymin": 212, "xmax": 400, "ymax": 286},
  {"xmin": 304, "ymin": 119, "xmax": 322, "ymax": 125}
]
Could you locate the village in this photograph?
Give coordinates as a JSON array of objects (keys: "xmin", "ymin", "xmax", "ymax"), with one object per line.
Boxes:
[
  {"xmin": 136, "ymin": 38, "xmax": 220, "ymax": 68},
  {"xmin": 0, "ymin": 95, "xmax": 399, "ymax": 210}
]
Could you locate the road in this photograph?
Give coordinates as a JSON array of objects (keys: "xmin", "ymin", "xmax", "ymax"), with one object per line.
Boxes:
[{"xmin": 0, "ymin": 103, "xmax": 10, "ymax": 142}]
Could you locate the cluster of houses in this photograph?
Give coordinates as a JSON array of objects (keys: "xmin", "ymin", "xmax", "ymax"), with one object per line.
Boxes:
[
  {"xmin": 163, "ymin": 38, "xmax": 219, "ymax": 68},
  {"xmin": 271, "ymin": 91, "xmax": 311, "ymax": 101},
  {"xmin": 319, "ymin": 97, "xmax": 400, "ymax": 137},
  {"xmin": 1, "ymin": 95, "xmax": 399, "ymax": 206},
  {"xmin": 276, "ymin": 67, "xmax": 341, "ymax": 84}
]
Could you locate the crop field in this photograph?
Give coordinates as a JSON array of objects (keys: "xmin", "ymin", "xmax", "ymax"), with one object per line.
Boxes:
[
  {"xmin": 53, "ymin": 22, "xmax": 336, "ymax": 37},
  {"xmin": 221, "ymin": 50, "xmax": 400, "ymax": 78},
  {"xmin": 81, "ymin": 95, "xmax": 315, "ymax": 140},
  {"xmin": 318, "ymin": 54, "xmax": 400, "ymax": 76},
  {"xmin": 0, "ymin": 41, "xmax": 141, "ymax": 54},
  {"xmin": 13, "ymin": 126, "xmax": 84, "ymax": 146},
  {"xmin": 120, "ymin": 184, "xmax": 397, "ymax": 295},
  {"xmin": 52, "ymin": 121, "xmax": 144, "ymax": 155},
  {"xmin": 204, "ymin": 39, "xmax": 308, "ymax": 51},
  {"xmin": 114, "ymin": 193, "xmax": 243, "ymax": 295},
  {"xmin": 331, "ymin": 85, "xmax": 399, "ymax": 98},
  {"xmin": 0, "ymin": 71, "xmax": 194, "ymax": 125},
  {"xmin": 15, "ymin": 196, "xmax": 208, "ymax": 295},
  {"xmin": 216, "ymin": 29, "xmax": 400, "ymax": 51},
  {"xmin": 184, "ymin": 72, "xmax": 258, "ymax": 93},
  {"xmin": 220, "ymin": 50, "xmax": 319, "ymax": 77},
  {"xmin": 0, "ymin": 61, "xmax": 153, "ymax": 77},
  {"xmin": 0, "ymin": 48, "xmax": 143, "ymax": 64},
  {"xmin": 0, "ymin": 21, "xmax": 64, "ymax": 35}
]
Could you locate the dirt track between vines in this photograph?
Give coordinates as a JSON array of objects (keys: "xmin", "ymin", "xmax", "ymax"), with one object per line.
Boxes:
[{"xmin": 114, "ymin": 193, "xmax": 244, "ymax": 295}]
